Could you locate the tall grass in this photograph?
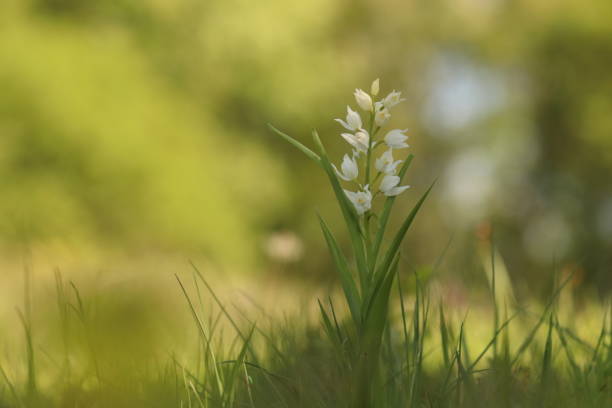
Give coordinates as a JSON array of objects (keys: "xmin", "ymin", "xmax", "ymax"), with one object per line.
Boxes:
[{"xmin": 0, "ymin": 265, "xmax": 609, "ymax": 407}]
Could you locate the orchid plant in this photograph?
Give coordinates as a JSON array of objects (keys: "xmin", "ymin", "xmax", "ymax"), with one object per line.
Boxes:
[
  {"xmin": 270, "ymin": 79, "xmax": 433, "ymax": 407},
  {"xmin": 334, "ymin": 81, "xmax": 410, "ymax": 217}
]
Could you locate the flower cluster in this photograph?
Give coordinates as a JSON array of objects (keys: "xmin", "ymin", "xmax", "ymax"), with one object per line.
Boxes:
[{"xmin": 334, "ymin": 79, "xmax": 410, "ymax": 215}]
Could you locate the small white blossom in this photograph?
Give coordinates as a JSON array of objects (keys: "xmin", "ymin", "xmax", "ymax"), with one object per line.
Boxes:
[
  {"xmin": 384, "ymin": 129, "xmax": 409, "ymax": 149},
  {"xmin": 344, "ymin": 185, "xmax": 372, "ymax": 215},
  {"xmin": 382, "ymin": 90, "xmax": 405, "ymax": 109},
  {"xmin": 341, "ymin": 129, "xmax": 369, "ymax": 153},
  {"xmin": 335, "ymin": 106, "xmax": 362, "ymax": 131},
  {"xmin": 375, "ymin": 107, "xmax": 391, "ymax": 127},
  {"xmin": 375, "ymin": 149, "xmax": 402, "ymax": 175},
  {"xmin": 371, "ymin": 78, "xmax": 380, "ymax": 96},
  {"xmin": 354, "ymin": 89, "xmax": 373, "ymax": 111},
  {"xmin": 334, "ymin": 153, "xmax": 359, "ymax": 181},
  {"xmin": 379, "ymin": 175, "xmax": 410, "ymax": 197}
]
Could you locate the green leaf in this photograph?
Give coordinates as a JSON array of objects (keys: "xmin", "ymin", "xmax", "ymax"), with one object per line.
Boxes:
[
  {"xmin": 362, "ymin": 253, "xmax": 400, "ymax": 351},
  {"xmin": 370, "ymin": 154, "xmax": 414, "ymax": 270},
  {"xmin": 318, "ymin": 214, "xmax": 362, "ymax": 326},
  {"xmin": 374, "ymin": 180, "xmax": 435, "ymax": 285},
  {"xmin": 267, "ymin": 123, "xmax": 321, "ymax": 164},
  {"xmin": 311, "ymin": 130, "xmax": 369, "ymax": 291}
]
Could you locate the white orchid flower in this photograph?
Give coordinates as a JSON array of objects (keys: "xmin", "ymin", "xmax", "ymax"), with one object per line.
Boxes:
[
  {"xmin": 375, "ymin": 149, "xmax": 402, "ymax": 175},
  {"xmin": 354, "ymin": 89, "xmax": 373, "ymax": 111},
  {"xmin": 371, "ymin": 78, "xmax": 380, "ymax": 96},
  {"xmin": 341, "ymin": 129, "xmax": 370, "ymax": 153},
  {"xmin": 344, "ymin": 185, "xmax": 372, "ymax": 215},
  {"xmin": 375, "ymin": 107, "xmax": 391, "ymax": 127},
  {"xmin": 384, "ymin": 129, "xmax": 409, "ymax": 149},
  {"xmin": 335, "ymin": 106, "xmax": 362, "ymax": 131},
  {"xmin": 334, "ymin": 153, "xmax": 359, "ymax": 181},
  {"xmin": 382, "ymin": 90, "xmax": 405, "ymax": 109},
  {"xmin": 379, "ymin": 175, "xmax": 410, "ymax": 197}
]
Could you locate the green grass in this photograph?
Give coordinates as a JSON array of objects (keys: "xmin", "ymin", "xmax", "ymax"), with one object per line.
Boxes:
[{"xmin": 0, "ymin": 265, "xmax": 610, "ymax": 408}]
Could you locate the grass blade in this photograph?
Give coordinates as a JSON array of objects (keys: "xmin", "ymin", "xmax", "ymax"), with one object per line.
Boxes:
[
  {"xmin": 512, "ymin": 272, "xmax": 574, "ymax": 366},
  {"xmin": 439, "ymin": 305, "xmax": 451, "ymax": 367}
]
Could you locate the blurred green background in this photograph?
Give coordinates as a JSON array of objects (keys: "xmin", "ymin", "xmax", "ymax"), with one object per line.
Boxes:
[{"xmin": 1, "ymin": 0, "xmax": 611, "ymax": 297}]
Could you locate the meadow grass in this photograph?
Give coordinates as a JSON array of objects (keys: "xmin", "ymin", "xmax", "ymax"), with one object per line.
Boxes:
[{"xmin": 0, "ymin": 263, "xmax": 609, "ymax": 408}]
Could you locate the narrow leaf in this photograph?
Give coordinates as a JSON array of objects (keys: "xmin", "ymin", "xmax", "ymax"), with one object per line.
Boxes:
[
  {"xmin": 362, "ymin": 253, "xmax": 400, "ymax": 345},
  {"xmin": 312, "ymin": 130, "xmax": 369, "ymax": 290},
  {"xmin": 268, "ymin": 123, "xmax": 321, "ymax": 164},
  {"xmin": 374, "ymin": 180, "xmax": 436, "ymax": 284},
  {"xmin": 318, "ymin": 214, "xmax": 362, "ymax": 325}
]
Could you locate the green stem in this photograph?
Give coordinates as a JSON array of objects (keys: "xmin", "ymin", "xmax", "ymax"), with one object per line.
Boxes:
[
  {"xmin": 363, "ymin": 112, "xmax": 377, "ymax": 278},
  {"xmin": 369, "ymin": 154, "xmax": 415, "ymax": 271},
  {"xmin": 372, "ymin": 171, "xmax": 382, "ymax": 187},
  {"xmin": 364, "ymin": 112, "xmax": 375, "ymax": 187}
]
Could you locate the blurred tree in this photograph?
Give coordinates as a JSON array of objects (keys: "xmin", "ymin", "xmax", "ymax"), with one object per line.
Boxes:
[{"xmin": 0, "ymin": 0, "xmax": 610, "ymax": 291}]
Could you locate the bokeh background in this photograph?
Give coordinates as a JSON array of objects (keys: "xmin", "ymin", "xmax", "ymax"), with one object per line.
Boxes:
[{"xmin": 1, "ymin": 0, "xmax": 611, "ymax": 303}]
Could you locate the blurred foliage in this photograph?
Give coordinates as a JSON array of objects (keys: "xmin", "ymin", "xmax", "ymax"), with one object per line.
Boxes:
[{"xmin": 0, "ymin": 0, "xmax": 611, "ymax": 291}]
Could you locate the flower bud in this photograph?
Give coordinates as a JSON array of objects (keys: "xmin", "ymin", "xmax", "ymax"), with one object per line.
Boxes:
[
  {"xmin": 371, "ymin": 78, "xmax": 380, "ymax": 96},
  {"xmin": 354, "ymin": 89, "xmax": 373, "ymax": 112}
]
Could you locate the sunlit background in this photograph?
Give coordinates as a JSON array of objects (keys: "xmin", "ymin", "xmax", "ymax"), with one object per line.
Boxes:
[{"xmin": 1, "ymin": 0, "xmax": 611, "ymax": 379}]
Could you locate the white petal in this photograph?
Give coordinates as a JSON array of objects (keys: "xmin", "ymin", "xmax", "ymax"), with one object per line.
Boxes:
[
  {"xmin": 386, "ymin": 185, "xmax": 411, "ymax": 197},
  {"xmin": 387, "ymin": 160, "xmax": 402, "ymax": 174},
  {"xmin": 346, "ymin": 106, "xmax": 362, "ymax": 130},
  {"xmin": 333, "ymin": 164, "xmax": 351, "ymax": 181},
  {"xmin": 341, "ymin": 154, "xmax": 358, "ymax": 180},
  {"xmin": 384, "ymin": 129, "xmax": 409, "ymax": 149},
  {"xmin": 380, "ymin": 175, "xmax": 400, "ymax": 193},
  {"xmin": 383, "ymin": 90, "xmax": 406, "ymax": 109},
  {"xmin": 335, "ymin": 118, "xmax": 352, "ymax": 131},
  {"xmin": 341, "ymin": 133, "xmax": 359, "ymax": 150},
  {"xmin": 375, "ymin": 108, "xmax": 391, "ymax": 127},
  {"xmin": 344, "ymin": 189, "xmax": 358, "ymax": 203}
]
